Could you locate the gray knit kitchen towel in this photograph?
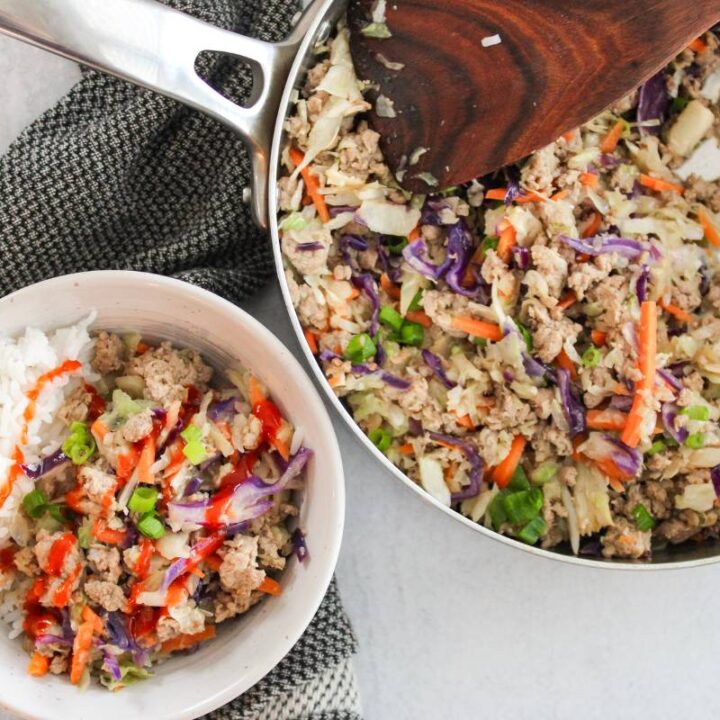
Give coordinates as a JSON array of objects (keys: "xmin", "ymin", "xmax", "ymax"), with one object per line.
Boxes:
[{"xmin": 0, "ymin": 0, "xmax": 360, "ymax": 718}]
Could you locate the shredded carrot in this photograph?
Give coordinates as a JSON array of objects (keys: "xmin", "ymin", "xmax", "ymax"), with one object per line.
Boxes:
[
  {"xmin": 258, "ymin": 576, "xmax": 282, "ymax": 596},
  {"xmin": 689, "ymin": 37, "xmax": 708, "ymax": 53},
  {"xmin": 399, "ymin": 442, "xmax": 415, "ymax": 456},
  {"xmin": 591, "ymin": 329, "xmax": 607, "ymax": 346},
  {"xmin": 659, "ymin": 299, "xmax": 696, "ymax": 325},
  {"xmin": 408, "ymin": 226, "xmax": 421, "ymax": 241},
  {"xmin": 582, "ymin": 211, "xmax": 602, "ymax": 239},
  {"xmin": 571, "ymin": 436, "xmax": 586, "ymax": 462},
  {"xmin": 621, "ymin": 301, "xmax": 657, "ymax": 448},
  {"xmin": 116, "ymin": 445, "xmax": 141, "ymax": 481},
  {"xmin": 346, "ymin": 286, "xmax": 361, "ymax": 300},
  {"xmin": 613, "ymin": 382, "xmax": 631, "ymax": 396},
  {"xmin": 455, "ymin": 414, "xmax": 476, "ymax": 430},
  {"xmin": 600, "ymin": 119, "xmax": 625, "ymax": 153},
  {"xmin": 70, "ymin": 620, "xmax": 94, "ymax": 685},
  {"xmin": 557, "ymin": 290, "xmax": 577, "ymax": 310},
  {"xmin": 450, "ymin": 316, "xmax": 503, "ymax": 341},
  {"xmin": 697, "ymin": 207, "xmax": 720, "ymax": 247},
  {"xmin": 135, "ymin": 341, "xmax": 150, "ymax": 354},
  {"xmin": 247, "ymin": 375, "xmax": 266, "ymax": 407},
  {"xmin": 405, "ymin": 310, "xmax": 432, "ymax": 328},
  {"xmin": 562, "ymin": 130, "xmax": 575, "ymax": 142},
  {"xmin": 579, "ymin": 172, "xmax": 599, "ymax": 187},
  {"xmin": 638, "ymin": 173, "xmax": 684, "ymax": 195},
  {"xmin": 289, "ymin": 147, "xmax": 330, "ymax": 223},
  {"xmin": 491, "ymin": 435, "xmax": 526, "ymax": 489},
  {"xmin": 496, "ymin": 219, "xmax": 517, "ymax": 263},
  {"xmin": 593, "ymin": 457, "xmax": 634, "ymax": 482},
  {"xmin": 136, "ymin": 435, "xmax": 156, "ymax": 485},
  {"xmin": 587, "ymin": 408, "xmax": 628, "ymax": 432},
  {"xmin": 327, "ymin": 375, "xmax": 342, "ymax": 388},
  {"xmin": 485, "ymin": 188, "xmax": 507, "ymax": 201},
  {"xmin": 204, "ymin": 553, "xmax": 223, "ymax": 572},
  {"xmin": 90, "ymin": 417, "xmax": 108, "ymax": 442},
  {"xmin": 27, "ymin": 652, "xmax": 50, "ymax": 677},
  {"xmin": 555, "ymin": 348, "xmax": 578, "ymax": 381},
  {"xmin": 380, "ymin": 272, "xmax": 401, "ymax": 300},
  {"xmin": 515, "ymin": 192, "xmax": 546, "ymax": 204},
  {"xmin": 550, "ymin": 189, "xmax": 569, "ymax": 202},
  {"xmin": 161, "ymin": 625, "xmax": 216, "ymax": 654},
  {"xmin": 82, "ymin": 606, "xmax": 104, "ymax": 634},
  {"xmin": 303, "ymin": 327, "xmax": 319, "ymax": 354}
]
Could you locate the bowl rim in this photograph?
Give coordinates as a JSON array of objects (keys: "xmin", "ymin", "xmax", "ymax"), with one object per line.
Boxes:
[{"xmin": 0, "ymin": 270, "xmax": 346, "ymax": 719}]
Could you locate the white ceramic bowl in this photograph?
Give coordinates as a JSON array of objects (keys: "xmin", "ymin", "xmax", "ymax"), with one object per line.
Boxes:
[{"xmin": 0, "ymin": 271, "xmax": 345, "ymax": 720}]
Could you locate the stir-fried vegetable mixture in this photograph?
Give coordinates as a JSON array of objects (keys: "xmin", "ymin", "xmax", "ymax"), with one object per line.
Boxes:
[
  {"xmin": 279, "ymin": 21, "xmax": 720, "ymax": 559},
  {"xmin": 3, "ymin": 333, "xmax": 308, "ymax": 688}
]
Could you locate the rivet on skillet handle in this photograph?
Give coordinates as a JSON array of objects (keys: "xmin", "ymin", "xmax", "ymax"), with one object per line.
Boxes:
[{"xmin": 0, "ymin": 0, "xmax": 327, "ymax": 230}]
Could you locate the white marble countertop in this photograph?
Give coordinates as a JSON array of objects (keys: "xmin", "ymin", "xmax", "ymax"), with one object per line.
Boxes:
[{"xmin": 2, "ymin": 34, "xmax": 720, "ymax": 720}]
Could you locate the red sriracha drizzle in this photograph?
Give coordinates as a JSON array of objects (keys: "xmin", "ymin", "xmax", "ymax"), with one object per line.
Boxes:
[
  {"xmin": 0, "ymin": 546, "xmax": 17, "ymax": 572},
  {"xmin": 45, "ymin": 532, "xmax": 77, "ymax": 576},
  {"xmin": 23, "ymin": 577, "xmax": 60, "ymax": 639},
  {"xmin": 252, "ymin": 399, "xmax": 283, "ymax": 444},
  {"xmin": 83, "ymin": 382, "xmax": 106, "ymax": 421}
]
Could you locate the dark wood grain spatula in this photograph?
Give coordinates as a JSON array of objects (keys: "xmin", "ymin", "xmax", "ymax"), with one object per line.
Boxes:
[{"xmin": 348, "ymin": 0, "xmax": 720, "ymax": 194}]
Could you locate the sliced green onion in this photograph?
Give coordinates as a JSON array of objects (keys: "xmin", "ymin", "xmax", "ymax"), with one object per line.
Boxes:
[
  {"xmin": 646, "ymin": 440, "xmax": 666, "ymax": 456},
  {"xmin": 488, "ymin": 491, "xmax": 508, "ymax": 530},
  {"xmin": 137, "ymin": 513, "xmax": 165, "ymax": 539},
  {"xmin": 360, "ymin": 21, "xmax": 392, "ymax": 38},
  {"xmin": 399, "ymin": 322, "xmax": 424, "ymax": 347},
  {"xmin": 61, "ymin": 421, "xmax": 96, "ymax": 466},
  {"xmin": 77, "ymin": 523, "xmax": 92, "ymax": 549},
  {"xmin": 408, "ymin": 290, "xmax": 423, "ymax": 312},
  {"xmin": 279, "ymin": 212, "xmax": 307, "ymax": 232},
  {"xmin": 502, "ymin": 488, "xmax": 543, "ymax": 525},
  {"xmin": 473, "ymin": 338, "xmax": 488, "ymax": 348},
  {"xmin": 128, "ymin": 486, "xmax": 159, "ymax": 514},
  {"xmin": 672, "ymin": 96, "xmax": 690, "ymax": 112},
  {"xmin": 22, "ymin": 489, "xmax": 48, "ymax": 519},
  {"xmin": 344, "ymin": 333, "xmax": 377, "ymax": 364},
  {"xmin": 47, "ymin": 504, "xmax": 69, "ymax": 523},
  {"xmin": 686, "ymin": 432, "xmax": 705, "ymax": 449},
  {"xmin": 183, "ymin": 440, "xmax": 207, "ymax": 465},
  {"xmin": 516, "ymin": 321, "xmax": 533, "ymax": 352},
  {"xmin": 631, "ymin": 503, "xmax": 655, "ymax": 531},
  {"xmin": 481, "ymin": 236, "xmax": 499, "ymax": 255},
  {"xmin": 440, "ymin": 186, "xmax": 459, "ymax": 197},
  {"xmin": 388, "ymin": 237, "xmax": 408, "ymax": 256},
  {"xmin": 379, "ymin": 305, "xmax": 404, "ymax": 332},
  {"xmin": 530, "ymin": 463, "xmax": 559, "ymax": 485},
  {"xmin": 180, "ymin": 424, "xmax": 203, "ymax": 444},
  {"xmin": 680, "ymin": 405, "xmax": 710, "ymax": 422},
  {"xmin": 508, "ymin": 466, "xmax": 530, "ymax": 492},
  {"xmin": 581, "ymin": 346, "xmax": 601, "ymax": 368},
  {"xmin": 369, "ymin": 427, "xmax": 392, "ymax": 453},
  {"xmin": 518, "ymin": 516, "xmax": 547, "ymax": 545}
]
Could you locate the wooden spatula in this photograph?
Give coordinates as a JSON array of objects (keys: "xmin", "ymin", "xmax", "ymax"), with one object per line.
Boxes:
[{"xmin": 348, "ymin": 0, "xmax": 719, "ymax": 194}]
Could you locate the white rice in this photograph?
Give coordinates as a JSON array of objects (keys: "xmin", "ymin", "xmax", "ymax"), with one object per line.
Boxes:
[{"xmin": 0, "ymin": 314, "xmax": 97, "ymax": 637}]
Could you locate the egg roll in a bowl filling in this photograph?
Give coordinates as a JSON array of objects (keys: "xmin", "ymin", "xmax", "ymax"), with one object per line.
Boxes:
[{"xmin": 278, "ymin": 21, "xmax": 720, "ymax": 560}]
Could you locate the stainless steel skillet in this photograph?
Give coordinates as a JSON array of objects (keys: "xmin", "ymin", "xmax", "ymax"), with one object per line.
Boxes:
[{"xmin": 0, "ymin": 0, "xmax": 715, "ymax": 568}]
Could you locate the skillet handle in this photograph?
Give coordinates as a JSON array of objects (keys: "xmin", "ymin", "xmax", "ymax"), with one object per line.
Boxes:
[{"xmin": 0, "ymin": 0, "xmax": 323, "ymax": 229}]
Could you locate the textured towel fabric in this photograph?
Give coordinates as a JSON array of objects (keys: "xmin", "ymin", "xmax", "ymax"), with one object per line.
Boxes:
[{"xmin": 0, "ymin": 0, "xmax": 360, "ymax": 718}]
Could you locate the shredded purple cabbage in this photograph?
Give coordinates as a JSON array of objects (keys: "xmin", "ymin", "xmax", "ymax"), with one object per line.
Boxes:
[
  {"xmin": 421, "ymin": 349, "xmax": 456, "ymax": 389},
  {"xmin": 556, "ymin": 368, "xmax": 587, "ymax": 438},
  {"xmin": 380, "ymin": 371, "xmax": 412, "ymax": 390},
  {"xmin": 329, "ymin": 205, "xmax": 357, "ymax": 217},
  {"xmin": 444, "ymin": 221, "xmax": 486, "ymax": 298},
  {"xmin": 637, "ymin": 71, "xmax": 668, "ymax": 137},
  {"xmin": 408, "ymin": 417, "xmax": 424, "ymax": 436},
  {"xmin": 291, "ymin": 528, "xmax": 309, "ymax": 562},
  {"xmin": 21, "ymin": 448, "xmax": 69, "ymax": 480},
  {"xmin": 600, "ymin": 154, "xmax": 622, "ymax": 169},
  {"xmin": 700, "ymin": 257, "xmax": 711, "ymax": 296},
  {"xmin": 151, "ymin": 407, "xmax": 167, "ymax": 421},
  {"xmin": 34, "ymin": 633, "xmax": 72, "ymax": 647},
  {"xmin": 604, "ymin": 435, "xmax": 642, "ymax": 476},
  {"xmin": 609, "ymin": 394, "xmax": 633, "ymax": 412},
  {"xmin": 352, "ymin": 273, "xmax": 380, "ymax": 336},
  {"xmin": 207, "ymin": 397, "xmax": 237, "ymax": 422},
  {"xmin": 183, "ymin": 476, "xmax": 203, "ymax": 497},
  {"xmin": 296, "ymin": 241, "xmax": 324, "ymax": 252},
  {"xmin": 319, "ymin": 349, "xmax": 340, "ymax": 363},
  {"xmin": 198, "ymin": 453, "xmax": 222, "ymax": 473},
  {"xmin": 559, "ymin": 234, "xmax": 647, "ymax": 260},
  {"xmin": 505, "ymin": 180, "xmax": 521, "ymax": 206},
  {"xmin": 402, "ymin": 238, "xmax": 452, "ymax": 280},
  {"xmin": 712, "ymin": 465, "xmax": 720, "ymax": 496},
  {"xmin": 511, "ymin": 245, "xmax": 530, "ymax": 271},
  {"xmin": 657, "ymin": 368, "xmax": 682, "ymax": 392},
  {"xmin": 103, "ymin": 650, "xmax": 122, "ymax": 681},
  {"xmin": 427, "ymin": 432, "xmax": 484, "ymax": 502},
  {"xmin": 420, "ymin": 197, "xmax": 447, "ymax": 226},
  {"xmin": 661, "ymin": 403, "xmax": 689, "ymax": 444}
]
